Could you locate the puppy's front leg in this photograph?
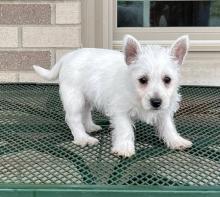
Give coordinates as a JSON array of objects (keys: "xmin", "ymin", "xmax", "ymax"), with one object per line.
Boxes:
[
  {"xmin": 156, "ymin": 114, "xmax": 192, "ymax": 150},
  {"xmin": 111, "ymin": 114, "xmax": 135, "ymax": 157}
]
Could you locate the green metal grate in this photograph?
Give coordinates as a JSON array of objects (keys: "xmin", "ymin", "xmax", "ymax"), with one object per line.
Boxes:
[{"xmin": 0, "ymin": 84, "xmax": 219, "ymax": 188}]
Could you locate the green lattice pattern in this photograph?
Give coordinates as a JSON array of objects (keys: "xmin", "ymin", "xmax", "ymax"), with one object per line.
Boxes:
[{"xmin": 0, "ymin": 84, "xmax": 219, "ymax": 186}]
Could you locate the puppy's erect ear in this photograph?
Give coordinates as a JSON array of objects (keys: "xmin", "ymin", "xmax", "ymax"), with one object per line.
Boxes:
[
  {"xmin": 170, "ymin": 35, "xmax": 189, "ymax": 65},
  {"xmin": 123, "ymin": 35, "xmax": 141, "ymax": 65}
]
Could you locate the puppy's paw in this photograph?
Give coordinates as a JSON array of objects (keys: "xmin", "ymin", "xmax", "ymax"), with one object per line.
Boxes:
[
  {"xmin": 74, "ymin": 135, "xmax": 99, "ymax": 147},
  {"xmin": 86, "ymin": 123, "xmax": 102, "ymax": 133},
  {"xmin": 166, "ymin": 136, "xmax": 192, "ymax": 150},
  {"xmin": 111, "ymin": 141, "xmax": 135, "ymax": 157}
]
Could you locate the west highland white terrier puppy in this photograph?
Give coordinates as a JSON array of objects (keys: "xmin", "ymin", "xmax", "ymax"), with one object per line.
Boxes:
[{"xmin": 33, "ymin": 35, "xmax": 192, "ymax": 157}]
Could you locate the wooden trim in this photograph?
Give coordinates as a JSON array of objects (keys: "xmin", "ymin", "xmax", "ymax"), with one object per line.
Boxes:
[
  {"xmin": 81, "ymin": 0, "xmax": 95, "ymax": 48},
  {"xmin": 81, "ymin": 0, "xmax": 113, "ymax": 49},
  {"xmin": 102, "ymin": 0, "xmax": 113, "ymax": 49},
  {"xmin": 113, "ymin": 29, "xmax": 220, "ymax": 46},
  {"xmin": 114, "ymin": 27, "xmax": 220, "ymax": 33},
  {"xmin": 113, "ymin": 40, "xmax": 220, "ymax": 51}
]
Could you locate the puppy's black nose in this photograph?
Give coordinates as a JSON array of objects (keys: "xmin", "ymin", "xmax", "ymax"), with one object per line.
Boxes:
[{"xmin": 150, "ymin": 98, "xmax": 162, "ymax": 109}]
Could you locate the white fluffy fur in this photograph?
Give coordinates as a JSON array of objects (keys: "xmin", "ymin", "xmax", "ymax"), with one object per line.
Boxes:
[{"xmin": 33, "ymin": 35, "xmax": 192, "ymax": 157}]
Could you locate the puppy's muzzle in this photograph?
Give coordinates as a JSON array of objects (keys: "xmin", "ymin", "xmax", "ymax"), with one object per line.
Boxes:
[{"xmin": 150, "ymin": 98, "xmax": 162, "ymax": 109}]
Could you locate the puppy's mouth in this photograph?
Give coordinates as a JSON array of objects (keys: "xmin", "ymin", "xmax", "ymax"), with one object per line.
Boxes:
[
  {"xmin": 151, "ymin": 104, "xmax": 168, "ymax": 111},
  {"xmin": 150, "ymin": 105, "xmax": 169, "ymax": 112},
  {"xmin": 151, "ymin": 107, "xmax": 161, "ymax": 111},
  {"xmin": 142, "ymin": 103, "xmax": 163, "ymax": 111}
]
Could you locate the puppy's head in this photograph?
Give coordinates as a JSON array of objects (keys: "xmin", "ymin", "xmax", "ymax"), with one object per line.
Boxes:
[{"xmin": 123, "ymin": 34, "xmax": 189, "ymax": 111}]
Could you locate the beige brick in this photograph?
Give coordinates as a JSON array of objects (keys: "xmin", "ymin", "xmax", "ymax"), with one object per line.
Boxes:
[
  {"xmin": 0, "ymin": 27, "xmax": 18, "ymax": 47},
  {"xmin": 23, "ymin": 27, "xmax": 81, "ymax": 47},
  {"xmin": 0, "ymin": 72, "xmax": 18, "ymax": 82},
  {"xmin": 56, "ymin": 2, "xmax": 81, "ymax": 24},
  {"xmin": 0, "ymin": 51, "xmax": 51, "ymax": 71},
  {"xmin": 0, "ymin": 4, "xmax": 51, "ymax": 25},
  {"xmin": 19, "ymin": 72, "xmax": 58, "ymax": 83},
  {"xmin": 56, "ymin": 49, "xmax": 73, "ymax": 62}
]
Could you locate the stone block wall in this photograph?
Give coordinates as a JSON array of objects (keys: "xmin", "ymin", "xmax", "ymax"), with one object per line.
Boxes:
[{"xmin": 0, "ymin": 0, "xmax": 81, "ymax": 82}]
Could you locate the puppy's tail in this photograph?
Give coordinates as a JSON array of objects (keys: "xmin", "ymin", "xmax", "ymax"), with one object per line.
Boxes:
[{"xmin": 33, "ymin": 62, "xmax": 62, "ymax": 81}]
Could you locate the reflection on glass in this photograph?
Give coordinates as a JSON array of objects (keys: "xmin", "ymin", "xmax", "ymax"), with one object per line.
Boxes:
[{"xmin": 117, "ymin": 0, "xmax": 220, "ymax": 27}]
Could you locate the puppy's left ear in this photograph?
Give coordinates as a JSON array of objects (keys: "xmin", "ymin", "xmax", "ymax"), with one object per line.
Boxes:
[
  {"xmin": 123, "ymin": 34, "xmax": 141, "ymax": 65},
  {"xmin": 170, "ymin": 35, "xmax": 189, "ymax": 65}
]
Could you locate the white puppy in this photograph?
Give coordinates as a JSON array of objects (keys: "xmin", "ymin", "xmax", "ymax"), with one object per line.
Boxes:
[{"xmin": 33, "ymin": 35, "xmax": 192, "ymax": 157}]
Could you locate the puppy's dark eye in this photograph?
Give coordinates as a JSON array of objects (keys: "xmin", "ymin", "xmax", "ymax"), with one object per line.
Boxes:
[
  {"xmin": 138, "ymin": 76, "xmax": 148, "ymax": 85},
  {"xmin": 163, "ymin": 76, "xmax": 171, "ymax": 84}
]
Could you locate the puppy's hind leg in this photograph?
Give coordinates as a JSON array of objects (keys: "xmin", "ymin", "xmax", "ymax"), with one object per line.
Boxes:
[
  {"xmin": 60, "ymin": 84, "xmax": 99, "ymax": 147},
  {"xmin": 83, "ymin": 102, "xmax": 102, "ymax": 133}
]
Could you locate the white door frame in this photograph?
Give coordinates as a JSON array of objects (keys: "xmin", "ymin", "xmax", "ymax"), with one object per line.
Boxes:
[
  {"xmin": 82, "ymin": 0, "xmax": 220, "ymax": 51},
  {"xmin": 81, "ymin": 0, "xmax": 114, "ymax": 49}
]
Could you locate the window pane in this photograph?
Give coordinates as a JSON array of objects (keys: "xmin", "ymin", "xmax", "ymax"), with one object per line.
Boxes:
[{"xmin": 117, "ymin": 0, "xmax": 220, "ymax": 27}]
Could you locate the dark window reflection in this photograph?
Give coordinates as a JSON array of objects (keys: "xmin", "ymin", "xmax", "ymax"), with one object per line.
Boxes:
[
  {"xmin": 117, "ymin": 1, "xmax": 220, "ymax": 27},
  {"xmin": 118, "ymin": 1, "xmax": 144, "ymax": 27}
]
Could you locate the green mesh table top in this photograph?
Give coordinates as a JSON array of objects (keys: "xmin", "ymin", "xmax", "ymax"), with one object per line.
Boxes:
[{"xmin": 0, "ymin": 84, "xmax": 219, "ymax": 196}]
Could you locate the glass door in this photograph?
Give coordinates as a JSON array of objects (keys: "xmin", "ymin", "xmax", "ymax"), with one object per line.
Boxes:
[
  {"xmin": 117, "ymin": 0, "xmax": 220, "ymax": 27},
  {"xmin": 114, "ymin": 0, "xmax": 220, "ymax": 51}
]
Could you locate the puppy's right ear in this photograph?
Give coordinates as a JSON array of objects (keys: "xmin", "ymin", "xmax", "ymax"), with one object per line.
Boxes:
[
  {"xmin": 170, "ymin": 35, "xmax": 189, "ymax": 65},
  {"xmin": 123, "ymin": 35, "xmax": 141, "ymax": 65}
]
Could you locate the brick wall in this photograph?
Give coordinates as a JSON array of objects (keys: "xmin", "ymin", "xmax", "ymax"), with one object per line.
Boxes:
[{"xmin": 0, "ymin": 0, "xmax": 81, "ymax": 83}]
